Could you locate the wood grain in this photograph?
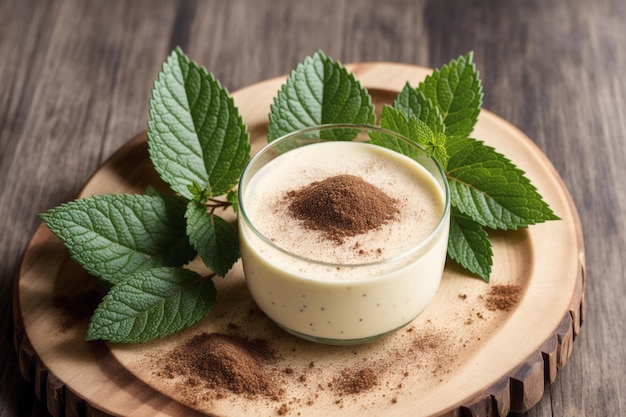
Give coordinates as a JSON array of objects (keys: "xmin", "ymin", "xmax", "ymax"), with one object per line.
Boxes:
[
  {"xmin": 2, "ymin": 1, "xmax": 626, "ymax": 417},
  {"xmin": 14, "ymin": 64, "xmax": 583, "ymax": 417}
]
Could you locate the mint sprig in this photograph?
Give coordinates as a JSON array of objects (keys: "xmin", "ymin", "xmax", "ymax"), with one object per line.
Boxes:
[
  {"xmin": 271, "ymin": 51, "xmax": 558, "ymax": 282},
  {"xmin": 40, "ymin": 48, "xmax": 248, "ymax": 343},
  {"xmin": 40, "ymin": 49, "xmax": 558, "ymax": 343},
  {"xmin": 386, "ymin": 53, "xmax": 558, "ymax": 280}
]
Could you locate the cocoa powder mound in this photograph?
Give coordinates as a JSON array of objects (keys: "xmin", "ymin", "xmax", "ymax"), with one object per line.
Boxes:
[
  {"xmin": 165, "ymin": 333, "xmax": 282, "ymax": 399},
  {"xmin": 287, "ymin": 174, "xmax": 399, "ymax": 243}
]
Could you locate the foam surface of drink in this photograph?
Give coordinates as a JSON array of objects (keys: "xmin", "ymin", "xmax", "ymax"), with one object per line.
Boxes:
[{"xmin": 243, "ymin": 141, "xmax": 445, "ymax": 266}]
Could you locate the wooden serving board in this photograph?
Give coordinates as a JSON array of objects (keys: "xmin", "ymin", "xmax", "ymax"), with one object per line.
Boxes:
[{"xmin": 14, "ymin": 63, "xmax": 585, "ymax": 417}]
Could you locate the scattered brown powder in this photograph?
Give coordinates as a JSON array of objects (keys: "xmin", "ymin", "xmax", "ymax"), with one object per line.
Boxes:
[
  {"xmin": 287, "ymin": 174, "xmax": 399, "ymax": 243},
  {"xmin": 277, "ymin": 403, "xmax": 289, "ymax": 415},
  {"xmin": 154, "ymin": 324, "xmax": 465, "ymax": 413},
  {"xmin": 485, "ymin": 284, "xmax": 522, "ymax": 311},
  {"xmin": 412, "ymin": 330, "xmax": 444, "ymax": 351},
  {"xmin": 164, "ymin": 333, "xmax": 282, "ymax": 399},
  {"xmin": 334, "ymin": 367, "xmax": 379, "ymax": 394},
  {"xmin": 152, "ymin": 301, "xmax": 482, "ymax": 412}
]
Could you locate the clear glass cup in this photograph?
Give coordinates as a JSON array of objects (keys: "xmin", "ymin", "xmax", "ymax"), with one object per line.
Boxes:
[{"xmin": 238, "ymin": 124, "xmax": 450, "ymax": 345}]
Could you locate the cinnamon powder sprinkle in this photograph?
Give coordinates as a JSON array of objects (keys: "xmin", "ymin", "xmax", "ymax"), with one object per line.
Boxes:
[
  {"xmin": 287, "ymin": 174, "xmax": 399, "ymax": 243},
  {"xmin": 334, "ymin": 367, "xmax": 379, "ymax": 394},
  {"xmin": 485, "ymin": 284, "xmax": 522, "ymax": 311}
]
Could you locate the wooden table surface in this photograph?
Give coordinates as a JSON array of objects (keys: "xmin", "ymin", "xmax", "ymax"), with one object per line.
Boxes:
[{"xmin": 1, "ymin": 1, "xmax": 624, "ymax": 416}]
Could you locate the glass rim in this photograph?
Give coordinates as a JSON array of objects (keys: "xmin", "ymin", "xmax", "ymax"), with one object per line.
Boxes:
[{"xmin": 238, "ymin": 123, "xmax": 451, "ymax": 269}]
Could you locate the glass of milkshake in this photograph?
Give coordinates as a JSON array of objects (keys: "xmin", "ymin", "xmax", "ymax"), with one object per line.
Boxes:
[{"xmin": 238, "ymin": 124, "xmax": 450, "ymax": 345}]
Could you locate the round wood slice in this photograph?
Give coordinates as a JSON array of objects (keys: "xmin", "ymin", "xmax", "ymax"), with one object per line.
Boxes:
[{"xmin": 14, "ymin": 63, "xmax": 585, "ymax": 417}]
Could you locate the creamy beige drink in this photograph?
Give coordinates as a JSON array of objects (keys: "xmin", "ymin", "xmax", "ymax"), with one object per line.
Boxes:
[{"xmin": 238, "ymin": 128, "xmax": 450, "ymax": 344}]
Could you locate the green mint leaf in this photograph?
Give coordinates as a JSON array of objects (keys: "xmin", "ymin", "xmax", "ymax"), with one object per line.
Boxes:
[
  {"xmin": 39, "ymin": 194, "xmax": 195, "ymax": 284},
  {"xmin": 418, "ymin": 52, "xmax": 483, "ymax": 138},
  {"xmin": 85, "ymin": 267, "xmax": 216, "ymax": 343},
  {"xmin": 185, "ymin": 201, "xmax": 239, "ymax": 277},
  {"xmin": 187, "ymin": 180, "xmax": 211, "ymax": 203},
  {"xmin": 372, "ymin": 106, "xmax": 431, "ymax": 159},
  {"xmin": 447, "ymin": 210, "xmax": 493, "ymax": 282},
  {"xmin": 446, "ymin": 135, "xmax": 560, "ymax": 230},
  {"xmin": 148, "ymin": 47, "xmax": 250, "ymax": 200},
  {"xmin": 429, "ymin": 132, "xmax": 449, "ymax": 169},
  {"xmin": 374, "ymin": 106, "xmax": 449, "ymax": 168},
  {"xmin": 268, "ymin": 50, "xmax": 375, "ymax": 141},
  {"xmin": 227, "ymin": 190, "xmax": 239, "ymax": 214},
  {"xmin": 394, "ymin": 83, "xmax": 445, "ymax": 134}
]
